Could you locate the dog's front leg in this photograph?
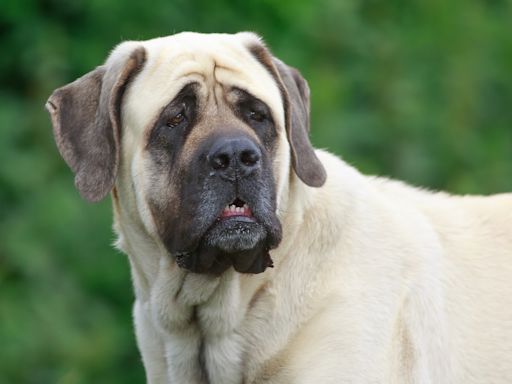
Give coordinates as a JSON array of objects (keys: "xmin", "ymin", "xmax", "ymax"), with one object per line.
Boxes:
[
  {"xmin": 196, "ymin": 271, "xmax": 245, "ymax": 384},
  {"xmin": 135, "ymin": 295, "xmax": 205, "ymax": 384},
  {"xmin": 134, "ymin": 300, "xmax": 169, "ymax": 384},
  {"xmin": 148, "ymin": 256, "xmax": 223, "ymax": 384}
]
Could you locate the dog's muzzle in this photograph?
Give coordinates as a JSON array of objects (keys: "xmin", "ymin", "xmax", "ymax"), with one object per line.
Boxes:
[{"xmin": 173, "ymin": 134, "xmax": 281, "ymax": 275}]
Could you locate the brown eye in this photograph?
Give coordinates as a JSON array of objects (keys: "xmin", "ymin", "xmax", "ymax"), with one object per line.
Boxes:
[
  {"xmin": 248, "ymin": 110, "xmax": 266, "ymax": 122},
  {"xmin": 166, "ymin": 111, "xmax": 186, "ymax": 128}
]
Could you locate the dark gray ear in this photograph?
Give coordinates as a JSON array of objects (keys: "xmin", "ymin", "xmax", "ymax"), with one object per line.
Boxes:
[
  {"xmin": 248, "ymin": 43, "xmax": 326, "ymax": 187},
  {"xmin": 46, "ymin": 46, "xmax": 146, "ymax": 202}
]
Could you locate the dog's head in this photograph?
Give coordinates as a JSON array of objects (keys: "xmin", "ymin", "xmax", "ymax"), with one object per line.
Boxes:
[{"xmin": 46, "ymin": 32, "xmax": 326, "ymax": 275}]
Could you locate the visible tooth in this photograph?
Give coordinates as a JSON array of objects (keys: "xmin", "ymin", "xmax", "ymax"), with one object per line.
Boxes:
[
  {"xmin": 224, "ymin": 205, "xmax": 230, "ymax": 212},
  {"xmin": 230, "ymin": 205, "xmax": 236, "ymax": 212},
  {"xmin": 243, "ymin": 204, "xmax": 248, "ymax": 210},
  {"xmin": 236, "ymin": 207, "xmax": 242, "ymax": 213}
]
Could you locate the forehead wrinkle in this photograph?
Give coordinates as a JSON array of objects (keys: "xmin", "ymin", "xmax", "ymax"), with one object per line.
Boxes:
[
  {"xmin": 143, "ymin": 48, "xmax": 202, "ymax": 79},
  {"xmin": 211, "ymin": 56, "xmax": 284, "ymax": 129},
  {"xmin": 131, "ymin": 52, "xmax": 215, "ymax": 122}
]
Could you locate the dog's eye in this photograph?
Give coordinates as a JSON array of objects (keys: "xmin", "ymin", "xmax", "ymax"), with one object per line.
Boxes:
[
  {"xmin": 166, "ymin": 110, "xmax": 186, "ymax": 128},
  {"xmin": 248, "ymin": 110, "xmax": 266, "ymax": 123}
]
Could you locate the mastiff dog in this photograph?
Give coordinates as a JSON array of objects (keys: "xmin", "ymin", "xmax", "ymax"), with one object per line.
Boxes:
[{"xmin": 46, "ymin": 32, "xmax": 512, "ymax": 383}]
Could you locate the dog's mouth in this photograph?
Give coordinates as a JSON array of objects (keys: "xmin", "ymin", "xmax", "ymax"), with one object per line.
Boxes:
[
  {"xmin": 219, "ymin": 198, "xmax": 254, "ymax": 220},
  {"xmin": 172, "ymin": 195, "xmax": 280, "ymax": 275},
  {"xmin": 208, "ymin": 196, "xmax": 264, "ymax": 253}
]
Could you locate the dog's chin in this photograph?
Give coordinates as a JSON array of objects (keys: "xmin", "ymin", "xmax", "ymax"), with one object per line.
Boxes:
[
  {"xmin": 205, "ymin": 217, "xmax": 267, "ymax": 253},
  {"xmin": 174, "ymin": 218, "xmax": 275, "ymax": 276}
]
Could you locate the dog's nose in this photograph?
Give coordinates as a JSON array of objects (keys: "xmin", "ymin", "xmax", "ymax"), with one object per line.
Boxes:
[{"xmin": 207, "ymin": 137, "xmax": 261, "ymax": 179}]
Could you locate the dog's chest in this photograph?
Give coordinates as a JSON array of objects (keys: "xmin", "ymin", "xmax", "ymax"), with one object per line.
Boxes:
[{"xmin": 150, "ymin": 265, "xmax": 248, "ymax": 384}]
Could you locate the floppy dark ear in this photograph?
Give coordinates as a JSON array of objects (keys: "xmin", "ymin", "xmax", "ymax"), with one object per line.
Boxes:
[
  {"xmin": 272, "ymin": 59, "xmax": 326, "ymax": 187},
  {"xmin": 45, "ymin": 46, "xmax": 146, "ymax": 202},
  {"xmin": 248, "ymin": 43, "xmax": 326, "ymax": 187}
]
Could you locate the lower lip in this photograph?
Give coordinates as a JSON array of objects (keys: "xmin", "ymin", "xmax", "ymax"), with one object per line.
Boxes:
[{"xmin": 218, "ymin": 215, "xmax": 256, "ymax": 223}]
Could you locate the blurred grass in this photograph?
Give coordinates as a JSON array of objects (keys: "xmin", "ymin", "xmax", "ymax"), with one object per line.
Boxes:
[{"xmin": 1, "ymin": 0, "xmax": 511, "ymax": 382}]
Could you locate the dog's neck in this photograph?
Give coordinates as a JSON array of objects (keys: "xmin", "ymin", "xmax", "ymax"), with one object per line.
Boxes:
[{"xmin": 112, "ymin": 166, "xmax": 317, "ymax": 299}]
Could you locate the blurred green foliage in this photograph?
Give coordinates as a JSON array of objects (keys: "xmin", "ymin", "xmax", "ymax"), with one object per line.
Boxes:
[{"xmin": 1, "ymin": 0, "xmax": 511, "ymax": 382}]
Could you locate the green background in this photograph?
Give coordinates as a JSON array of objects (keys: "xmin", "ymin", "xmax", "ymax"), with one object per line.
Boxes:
[{"xmin": 1, "ymin": 0, "xmax": 511, "ymax": 383}]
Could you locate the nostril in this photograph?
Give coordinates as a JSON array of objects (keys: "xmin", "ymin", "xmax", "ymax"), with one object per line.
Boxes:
[
  {"xmin": 207, "ymin": 137, "xmax": 261, "ymax": 175},
  {"xmin": 240, "ymin": 150, "xmax": 260, "ymax": 167},
  {"xmin": 211, "ymin": 153, "xmax": 231, "ymax": 170}
]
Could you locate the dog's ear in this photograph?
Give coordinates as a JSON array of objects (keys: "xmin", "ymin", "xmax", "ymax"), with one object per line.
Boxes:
[
  {"xmin": 272, "ymin": 58, "xmax": 327, "ymax": 187},
  {"xmin": 46, "ymin": 45, "xmax": 146, "ymax": 202},
  {"xmin": 247, "ymin": 41, "xmax": 326, "ymax": 187}
]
